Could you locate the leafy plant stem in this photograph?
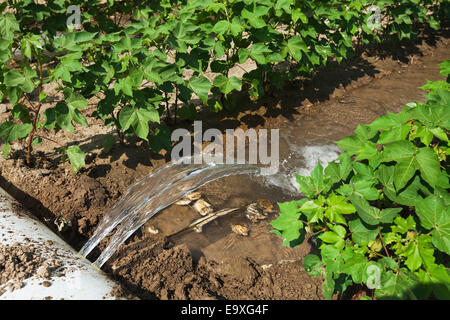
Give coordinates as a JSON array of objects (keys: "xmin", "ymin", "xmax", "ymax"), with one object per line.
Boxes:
[
  {"xmin": 378, "ymin": 225, "xmax": 390, "ymax": 258},
  {"xmin": 22, "ymin": 94, "xmax": 37, "ymax": 112},
  {"xmin": 34, "ymin": 134, "xmax": 63, "ymax": 147},
  {"xmin": 164, "ymin": 92, "xmax": 170, "ymax": 118},
  {"xmin": 26, "ymin": 56, "xmax": 43, "ymax": 166},
  {"xmin": 174, "ymin": 85, "xmax": 178, "ymax": 125}
]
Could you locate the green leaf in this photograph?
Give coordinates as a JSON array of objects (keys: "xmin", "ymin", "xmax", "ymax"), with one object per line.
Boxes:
[
  {"xmin": 188, "ymin": 76, "xmax": 211, "ymax": 104},
  {"xmin": 296, "ymin": 161, "xmax": 331, "ymax": 197},
  {"xmin": 324, "ymin": 152, "xmax": 352, "ymax": 184},
  {"xmin": 348, "ymin": 195, "xmax": 401, "ymax": 225},
  {"xmin": 381, "ymin": 140, "xmax": 416, "ymax": 163},
  {"xmin": 275, "ymin": 0, "xmax": 291, "ymax": 14},
  {"xmin": 349, "ymin": 218, "xmax": 378, "ymax": 245},
  {"xmin": 393, "ymin": 157, "xmax": 419, "ymax": 190},
  {"xmin": 377, "ymin": 124, "xmax": 410, "ymax": 144},
  {"xmin": 303, "ymin": 254, "xmax": 323, "ymax": 277},
  {"xmin": 32, "ymin": 137, "xmax": 42, "ymax": 147},
  {"xmin": 379, "ymin": 257, "xmax": 399, "ymax": 271},
  {"xmin": 4, "ymin": 70, "xmax": 25, "ymax": 87},
  {"xmin": 66, "ymin": 145, "xmax": 85, "ymax": 173},
  {"xmin": 149, "ymin": 124, "xmax": 172, "ymax": 153},
  {"xmin": 2, "ymin": 143, "xmax": 10, "ymax": 158},
  {"xmin": 416, "ymin": 264, "xmax": 450, "ymax": 300},
  {"xmin": 416, "ymin": 195, "xmax": 450, "ymax": 254},
  {"xmin": 325, "ymin": 193, "xmax": 355, "ymax": 225},
  {"xmin": 321, "ymin": 245, "xmax": 342, "ymax": 274},
  {"xmin": 341, "ymin": 252, "xmax": 369, "ymax": 284},
  {"xmin": 382, "ymin": 140, "xmax": 441, "ymax": 189},
  {"xmin": 319, "ymin": 230, "xmax": 345, "ymax": 250},
  {"xmin": 74, "ymin": 31, "xmax": 97, "ymax": 43},
  {"xmin": 287, "ymin": 36, "xmax": 307, "ymax": 62},
  {"xmin": 241, "ymin": 6, "xmax": 269, "ymax": 28},
  {"xmin": 412, "ymin": 95, "xmax": 450, "ymax": 130},
  {"xmin": 380, "ymin": 169, "xmax": 426, "ymax": 207},
  {"xmin": 337, "ymin": 135, "xmax": 377, "ymax": 160},
  {"xmin": 296, "ymin": 175, "xmax": 315, "ymax": 198},
  {"xmin": 238, "ymin": 49, "xmax": 250, "ymax": 64},
  {"xmin": 213, "ymin": 75, "xmax": 242, "ymax": 96},
  {"xmin": 352, "ymin": 178, "xmax": 379, "ymax": 201},
  {"xmin": 0, "ymin": 122, "xmax": 32, "ymax": 143},
  {"xmin": 250, "ymin": 43, "xmax": 272, "ymax": 65},
  {"xmin": 0, "ymin": 13, "xmax": 20, "ymax": 41},
  {"xmin": 114, "ymin": 76, "xmax": 134, "ymax": 96},
  {"xmin": 300, "ymin": 199, "xmax": 324, "ymax": 223},
  {"xmin": 66, "ymin": 91, "xmax": 88, "ymax": 110},
  {"xmin": 391, "ymin": 216, "xmax": 417, "ymax": 234},
  {"xmin": 439, "ymin": 60, "xmax": 450, "ymax": 76},
  {"xmin": 415, "ymin": 147, "xmax": 441, "ymax": 188},
  {"xmin": 323, "ymin": 270, "xmax": 335, "ymax": 300},
  {"xmin": 119, "ymin": 105, "xmax": 160, "ymax": 141},
  {"xmin": 375, "ymin": 269, "xmax": 419, "ymax": 300},
  {"xmin": 212, "ymin": 20, "xmax": 230, "ymax": 35},
  {"xmin": 270, "ymin": 200, "xmax": 305, "ymax": 247},
  {"xmin": 102, "ymin": 135, "xmax": 116, "ymax": 153},
  {"xmin": 20, "ymin": 34, "xmax": 42, "ymax": 60},
  {"xmin": 402, "ymin": 234, "xmax": 435, "ymax": 272},
  {"xmin": 292, "ymin": 9, "xmax": 307, "ymax": 24}
]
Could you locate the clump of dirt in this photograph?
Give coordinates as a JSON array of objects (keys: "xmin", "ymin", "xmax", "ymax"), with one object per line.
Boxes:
[
  {"xmin": 0, "ymin": 241, "xmax": 65, "ymax": 296},
  {"xmin": 106, "ymin": 237, "xmax": 324, "ymax": 300},
  {"xmin": 0, "ymin": 244, "xmax": 43, "ymax": 294}
]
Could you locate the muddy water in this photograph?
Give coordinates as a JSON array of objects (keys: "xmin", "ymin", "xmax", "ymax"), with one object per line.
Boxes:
[{"xmin": 142, "ymin": 42, "xmax": 449, "ymax": 267}]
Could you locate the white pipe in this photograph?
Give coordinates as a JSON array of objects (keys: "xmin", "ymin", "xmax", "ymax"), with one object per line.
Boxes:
[{"xmin": 0, "ymin": 187, "xmax": 124, "ymax": 300}]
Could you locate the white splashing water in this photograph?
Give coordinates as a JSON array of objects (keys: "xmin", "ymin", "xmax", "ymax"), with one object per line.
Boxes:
[{"xmin": 259, "ymin": 144, "xmax": 342, "ymax": 194}]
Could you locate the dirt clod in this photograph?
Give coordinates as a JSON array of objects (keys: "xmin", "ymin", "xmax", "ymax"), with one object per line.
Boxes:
[{"xmin": 0, "ymin": 244, "xmax": 43, "ymax": 295}]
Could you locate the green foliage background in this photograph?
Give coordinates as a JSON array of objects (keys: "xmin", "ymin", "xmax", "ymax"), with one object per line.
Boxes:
[{"xmin": 0, "ymin": 0, "xmax": 448, "ymax": 171}]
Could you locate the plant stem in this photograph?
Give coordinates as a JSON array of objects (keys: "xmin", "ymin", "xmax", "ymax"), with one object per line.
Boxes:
[
  {"xmin": 174, "ymin": 85, "xmax": 178, "ymax": 125},
  {"xmin": 21, "ymin": 94, "xmax": 37, "ymax": 112},
  {"xmin": 26, "ymin": 57, "xmax": 43, "ymax": 166},
  {"xmin": 378, "ymin": 225, "xmax": 390, "ymax": 258},
  {"xmin": 34, "ymin": 135, "xmax": 64, "ymax": 147},
  {"xmin": 164, "ymin": 92, "xmax": 170, "ymax": 118}
]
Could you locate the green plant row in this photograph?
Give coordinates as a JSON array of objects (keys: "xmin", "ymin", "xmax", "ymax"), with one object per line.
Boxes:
[
  {"xmin": 271, "ymin": 61, "xmax": 450, "ymax": 300},
  {"xmin": 0, "ymin": 0, "xmax": 448, "ymax": 171}
]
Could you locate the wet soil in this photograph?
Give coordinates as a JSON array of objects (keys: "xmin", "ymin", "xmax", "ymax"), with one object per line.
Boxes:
[{"xmin": 0, "ymin": 31, "xmax": 449, "ymax": 300}]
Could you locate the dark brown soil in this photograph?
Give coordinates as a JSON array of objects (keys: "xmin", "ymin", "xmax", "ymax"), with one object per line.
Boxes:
[
  {"xmin": 0, "ymin": 30, "xmax": 448, "ymax": 300},
  {"xmin": 105, "ymin": 237, "xmax": 323, "ymax": 300}
]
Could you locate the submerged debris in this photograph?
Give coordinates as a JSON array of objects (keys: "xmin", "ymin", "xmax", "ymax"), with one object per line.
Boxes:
[
  {"xmin": 191, "ymin": 208, "xmax": 239, "ymax": 233},
  {"xmin": 174, "ymin": 198, "xmax": 192, "ymax": 206},
  {"xmin": 174, "ymin": 191, "xmax": 202, "ymax": 206},
  {"xmin": 147, "ymin": 225, "xmax": 160, "ymax": 235},
  {"xmin": 245, "ymin": 203, "xmax": 268, "ymax": 222},
  {"xmin": 167, "ymin": 208, "xmax": 239, "ymax": 238},
  {"xmin": 186, "ymin": 191, "xmax": 202, "ymax": 201},
  {"xmin": 54, "ymin": 216, "xmax": 69, "ymax": 232},
  {"xmin": 231, "ymin": 225, "xmax": 249, "ymax": 236},
  {"xmin": 192, "ymin": 199, "xmax": 213, "ymax": 216},
  {"xmin": 256, "ymin": 199, "xmax": 275, "ymax": 214}
]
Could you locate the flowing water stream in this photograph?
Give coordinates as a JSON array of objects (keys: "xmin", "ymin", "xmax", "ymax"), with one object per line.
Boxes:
[{"xmin": 79, "ymin": 159, "xmax": 260, "ymax": 268}]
